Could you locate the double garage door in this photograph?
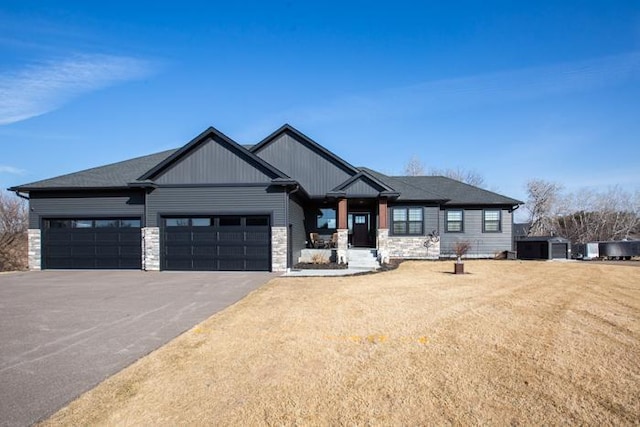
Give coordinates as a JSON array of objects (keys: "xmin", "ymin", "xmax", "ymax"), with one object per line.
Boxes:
[
  {"xmin": 43, "ymin": 218, "xmax": 142, "ymax": 269},
  {"xmin": 42, "ymin": 215, "xmax": 271, "ymax": 271},
  {"xmin": 162, "ymin": 215, "xmax": 271, "ymax": 271}
]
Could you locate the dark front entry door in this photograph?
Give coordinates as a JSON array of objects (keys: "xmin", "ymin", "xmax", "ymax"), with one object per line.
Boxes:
[{"xmin": 352, "ymin": 213, "xmax": 369, "ymax": 247}]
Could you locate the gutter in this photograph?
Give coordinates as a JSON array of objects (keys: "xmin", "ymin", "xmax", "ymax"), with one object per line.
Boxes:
[{"xmin": 11, "ymin": 190, "xmax": 29, "ymax": 200}]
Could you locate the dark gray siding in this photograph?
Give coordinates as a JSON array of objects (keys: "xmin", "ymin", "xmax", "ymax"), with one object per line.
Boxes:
[
  {"xmin": 29, "ymin": 190, "xmax": 144, "ymax": 229},
  {"xmin": 146, "ymin": 186, "xmax": 286, "ymax": 227},
  {"xmin": 439, "ymin": 208, "xmax": 513, "ymax": 257},
  {"xmin": 254, "ymin": 133, "xmax": 354, "ymax": 197},
  {"xmin": 344, "ymin": 179, "xmax": 381, "ymax": 196},
  {"xmin": 155, "ymin": 137, "xmax": 273, "ymax": 184},
  {"xmin": 289, "ymin": 197, "xmax": 306, "ymax": 266}
]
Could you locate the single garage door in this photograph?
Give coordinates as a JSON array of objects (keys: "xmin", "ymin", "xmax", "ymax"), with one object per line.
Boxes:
[
  {"xmin": 552, "ymin": 243, "xmax": 568, "ymax": 259},
  {"xmin": 162, "ymin": 215, "xmax": 270, "ymax": 271},
  {"xmin": 42, "ymin": 218, "xmax": 142, "ymax": 269}
]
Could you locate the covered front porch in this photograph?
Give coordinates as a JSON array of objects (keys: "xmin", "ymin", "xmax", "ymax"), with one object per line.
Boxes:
[{"xmin": 301, "ymin": 196, "xmax": 390, "ymax": 265}]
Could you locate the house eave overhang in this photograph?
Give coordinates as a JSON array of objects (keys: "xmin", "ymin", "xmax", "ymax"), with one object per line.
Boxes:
[
  {"xmin": 7, "ymin": 185, "xmax": 134, "ymax": 192},
  {"xmin": 127, "ymin": 180, "xmax": 158, "ymax": 189}
]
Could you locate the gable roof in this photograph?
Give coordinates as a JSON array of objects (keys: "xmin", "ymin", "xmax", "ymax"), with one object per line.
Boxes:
[
  {"xmin": 328, "ymin": 170, "xmax": 399, "ymax": 197},
  {"xmin": 139, "ymin": 126, "xmax": 289, "ymax": 181},
  {"xmin": 9, "ymin": 124, "xmax": 523, "ymax": 207},
  {"xmin": 9, "ymin": 149, "xmax": 177, "ymax": 191},
  {"xmin": 251, "ymin": 124, "xmax": 359, "ymax": 176}
]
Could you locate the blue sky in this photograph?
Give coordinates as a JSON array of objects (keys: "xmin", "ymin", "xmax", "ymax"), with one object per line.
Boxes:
[{"xmin": 1, "ymin": 0, "xmax": 639, "ymax": 215}]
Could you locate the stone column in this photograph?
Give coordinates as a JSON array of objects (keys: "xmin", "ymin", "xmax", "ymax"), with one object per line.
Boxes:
[
  {"xmin": 377, "ymin": 228, "xmax": 390, "ymax": 264},
  {"xmin": 28, "ymin": 229, "xmax": 42, "ymax": 271},
  {"xmin": 376, "ymin": 198, "xmax": 389, "ymax": 264},
  {"xmin": 271, "ymin": 226, "xmax": 288, "ymax": 272},
  {"xmin": 337, "ymin": 198, "xmax": 348, "ymax": 264},
  {"xmin": 142, "ymin": 227, "xmax": 160, "ymax": 271}
]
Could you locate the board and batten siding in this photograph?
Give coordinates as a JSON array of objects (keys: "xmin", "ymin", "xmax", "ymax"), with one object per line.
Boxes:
[
  {"xmin": 154, "ymin": 137, "xmax": 274, "ymax": 185},
  {"xmin": 343, "ymin": 179, "xmax": 382, "ymax": 197},
  {"xmin": 253, "ymin": 133, "xmax": 354, "ymax": 197},
  {"xmin": 439, "ymin": 207, "xmax": 513, "ymax": 257},
  {"xmin": 145, "ymin": 186, "xmax": 287, "ymax": 227},
  {"xmin": 28, "ymin": 190, "xmax": 145, "ymax": 229},
  {"xmin": 288, "ymin": 196, "xmax": 306, "ymax": 267}
]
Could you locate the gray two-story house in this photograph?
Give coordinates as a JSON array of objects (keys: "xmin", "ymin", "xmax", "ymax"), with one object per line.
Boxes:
[{"xmin": 10, "ymin": 124, "xmax": 522, "ymax": 271}]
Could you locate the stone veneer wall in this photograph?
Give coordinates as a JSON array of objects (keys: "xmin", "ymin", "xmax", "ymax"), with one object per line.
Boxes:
[
  {"xmin": 376, "ymin": 229, "xmax": 389, "ymax": 264},
  {"xmin": 28, "ymin": 229, "xmax": 42, "ymax": 271},
  {"xmin": 336, "ymin": 229, "xmax": 348, "ymax": 264},
  {"xmin": 386, "ymin": 235, "xmax": 440, "ymax": 259},
  {"xmin": 271, "ymin": 226, "xmax": 288, "ymax": 271},
  {"xmin": 142, "ymin": 227, "xmax": 160, "ymax": 271}
]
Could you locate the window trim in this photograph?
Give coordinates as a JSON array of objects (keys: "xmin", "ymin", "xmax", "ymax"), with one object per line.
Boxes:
[
  {"xmin": 445, "ymin": 209, "xmax": 464, "ymax": 233},
  {"xmin": 483, "ymin": 209, "xmax": 502, "ymax": 233},
  {"xmin": 390, "ymin": 207, "xmax": 424, "ymax": 236}
]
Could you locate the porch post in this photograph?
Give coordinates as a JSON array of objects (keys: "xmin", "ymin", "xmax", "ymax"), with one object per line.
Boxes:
[
  {"xmin": 377, "ymin": 197, "xmax": 390, "ymax": 264},
  {"xmin": 337, "ymin": 198, "xmax": 348, "ymax": 264}
]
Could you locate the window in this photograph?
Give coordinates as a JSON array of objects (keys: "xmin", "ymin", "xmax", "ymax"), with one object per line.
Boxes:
[
  {"xmin": 120, "ymin": 219, "xmax": 141, "ymax": 228},
  {"xmin": 191, "ymin": 218, "xmax": 211, "ymax": 227},
  {"xmin": 391, "ymin": 207, "xmax": 423, "ymax": 235},
  {"xmin": 483, "ymin": 209, "xmax": 501, "ymax": 232},
  {"xmin": 446, "ymin": 210, "xmax": 464, "ymax": 232},
  {"xmin": 246, "ymin": 216, "xmax": 269, "ymax": 226},
  {"xmin": 317, "ymin": 208, "xmax": 336, "ymax": 230},
  {"xmin": 95, "ymin": 219, "xmax": 119, "ymax": 228},
  {"xmin": 166, "ymin": 218, "xmax": 189, "ymax": 227},
  {"xmin": 219, "ymin": 216, "xmax": 241, "ymax": 226}
]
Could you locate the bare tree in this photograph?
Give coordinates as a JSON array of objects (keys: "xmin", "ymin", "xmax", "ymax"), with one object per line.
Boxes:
[
  {"xmin": 557, "ymin": 187, "xmax": 640, "ymax": 243},
  {"xmin": 0, "ymin": 191, "xmax": 28, "ymax": 271},
  {"xmin": 404, "ymin": 155, "xmax": 425, "ymax": 176},
  {"xmin": 428, "ymin": 167, "xmax": 486, "ymax": 188},
  {"xmin": 525, "ymin": 179, "xmax": 562, "ymax": 236}
]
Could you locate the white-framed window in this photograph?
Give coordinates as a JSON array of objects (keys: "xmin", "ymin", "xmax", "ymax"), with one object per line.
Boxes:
[
  {"xmin": 445, "ymin": 210, "xmax": 464, "ymax": 232},
  {"xmin": 483, "ymin": 209, "xmax": 501, "ymax": 232},
  {"xmin": 391, "ymin": 207, "xmax": 423, "ymax": 235}
]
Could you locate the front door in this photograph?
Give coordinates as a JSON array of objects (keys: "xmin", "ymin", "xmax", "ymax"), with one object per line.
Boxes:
[{"xmin": 352, "ymin": 213, "xmax": 369, "ymax": 247}]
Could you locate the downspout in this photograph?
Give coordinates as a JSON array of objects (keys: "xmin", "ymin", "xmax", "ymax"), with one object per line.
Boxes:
[{"xmin": 12, "ymin": 190, "xmax": 29, "ymax": 200}]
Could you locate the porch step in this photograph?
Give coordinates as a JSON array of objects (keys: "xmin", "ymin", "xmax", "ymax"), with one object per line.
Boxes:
[{"xmin": 348, "ymin": 249, "xmax": 379, "ymax": 269}]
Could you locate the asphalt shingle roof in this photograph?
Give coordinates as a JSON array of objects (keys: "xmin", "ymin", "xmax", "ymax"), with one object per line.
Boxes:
[
  {"xmin": 360, "ymin": 167, "xmax": 523, "ymax": 205},
  {"xmin": 11, "ymin": 149, "xmax": 177, "ymax": 190}
]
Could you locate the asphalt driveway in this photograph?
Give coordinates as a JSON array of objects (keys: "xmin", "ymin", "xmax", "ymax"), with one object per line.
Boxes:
[{"xmin": 0, "ymin": 270, "xmax": 277, "ymax": 427}]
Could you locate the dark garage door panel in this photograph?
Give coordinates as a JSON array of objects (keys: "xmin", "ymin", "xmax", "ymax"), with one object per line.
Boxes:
[
  {"xmin": 162, "ymin": 216, "xmax": 270, "ymax": 271},
  {"xmin": 43, "ymin": 221, "xmax": 142, "ymax": 270},
  {"xmin": 552, "ymin": 243, "xmax": 568, "ymax": 259}
]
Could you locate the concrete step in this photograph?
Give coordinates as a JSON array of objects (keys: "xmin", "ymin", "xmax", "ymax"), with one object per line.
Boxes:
[{"xmin": 347, "ymin": 249, "xmax": 379, "ymax": 269}]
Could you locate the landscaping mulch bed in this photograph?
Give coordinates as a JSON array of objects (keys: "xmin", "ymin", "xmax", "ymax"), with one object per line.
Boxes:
[{"xmin": 293, "ymin": 262, "xmax": 349, "ymax": 270}]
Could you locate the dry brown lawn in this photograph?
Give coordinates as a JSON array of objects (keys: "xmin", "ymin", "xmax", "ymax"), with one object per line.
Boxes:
[{"xmin": 43, "ymin": 261, "xmax": 640, "ymax": 426}]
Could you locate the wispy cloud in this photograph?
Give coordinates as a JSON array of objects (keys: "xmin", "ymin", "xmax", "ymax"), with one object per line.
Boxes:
[
  {"xmin": 0, "ymin": 165, "xmax": 26, "ymax": 175},
  {"xmin": 0, "ymin": 54, "xmax": 153, "ymax": 125},
  {"xmin": 263, "ymin": 51, "xmax": 640, "ymax": 128}
]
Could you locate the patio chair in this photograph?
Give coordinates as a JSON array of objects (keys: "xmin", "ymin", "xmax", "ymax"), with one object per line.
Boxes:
[
  {"xmin": 309, "ymin": 232, "xmax": 323, "ymax": 248},
  {"xmin": 330, "ymin": 233, "xmax": 338, "ymax": 248}
]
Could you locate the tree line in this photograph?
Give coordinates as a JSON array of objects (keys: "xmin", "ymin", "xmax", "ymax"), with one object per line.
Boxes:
[
  {"xmin": 0, "ymin": 190, "xmax": 28, "ymax": 271},
  {"xmin": 525, "ymin": 180, "xmax": 640, "ymax": 243}
]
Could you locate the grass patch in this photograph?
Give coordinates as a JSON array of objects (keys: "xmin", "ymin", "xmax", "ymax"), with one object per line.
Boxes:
[{"xmin": 42, "ymin": 261, "xmax": 640, "ymax": 425}]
